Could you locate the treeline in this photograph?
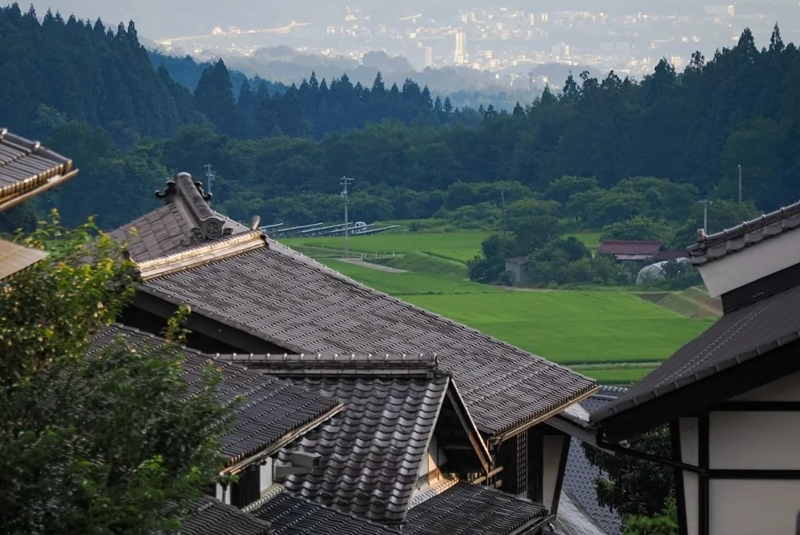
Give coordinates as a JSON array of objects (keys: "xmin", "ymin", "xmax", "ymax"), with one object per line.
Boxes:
[
  {"xmin": 147, "ymin": 51, "xmax": 288, "ymax": 99},
  {"xmin": 0, "ymin": 3, "xmax": 473, "ymax": 147},
  {"xmin": 0, "ymin": 5, "xmax": 202, "ymax": 146},
  {"xmin": 5, "ymin": 4, "xmax": 800, "ymax": 234}
]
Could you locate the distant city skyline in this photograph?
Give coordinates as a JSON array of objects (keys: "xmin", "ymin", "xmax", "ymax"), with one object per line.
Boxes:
[{"xmin": 28, "ymin": 0, "xmax": 800, "ymax": 86}]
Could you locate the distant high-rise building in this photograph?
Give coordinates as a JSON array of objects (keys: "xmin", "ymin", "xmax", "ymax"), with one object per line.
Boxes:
[
  {"xmin": 454, "ymin": 32, "xmax": 467, "ymax": 64},
  {"xmin": 424, "ymin": 46, "xmax": 433, "ymax": 68}
]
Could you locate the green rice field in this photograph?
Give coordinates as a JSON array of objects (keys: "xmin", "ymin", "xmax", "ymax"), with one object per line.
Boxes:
[
  {"xmin": 283, "ymin": 231, "xmax": 490, "ymax": 263},
  {"xmin": 321, "ymin": 257, "xmax": 711, "ymax": 383}
]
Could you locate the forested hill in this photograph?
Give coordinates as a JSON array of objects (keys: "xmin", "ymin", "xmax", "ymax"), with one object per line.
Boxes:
[
  {"xmin": 3, "ymin": 1, "xmax": 800, "ymax": 231},
  {"xmin": 147, "ymin": 51, "xmax": 288, "ymax": 99},
  {"xmin": 0, "ymin": 5, "xmax": 201, "ymax": 145}
]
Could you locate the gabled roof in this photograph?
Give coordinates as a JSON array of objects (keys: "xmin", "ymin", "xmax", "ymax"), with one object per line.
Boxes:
[
  {"xmin": 110, "ymin": 172, "xmax": 249, "ymax": 263},
  {"xmin": 250, "ymin": 493, "xmax": 392, "ymax": 535},
  {"xmin": 688, "ymin": 199, "xmax": 800, "ymax": 266},
  {"xmin": 90, "ymin": 325, "xmax": 343, "ymax": 467},
  {"xmin": 251, "ymin": 483, "xmax": 547, "ymax": 535},
  {"xmin": 181, "ymin": 496, "xmax": 271, "ymax": 535},
  {"xmin": 403, "ymin": 482, "xmax": 547, "ymax": 535},
  {"xmin": 0, "ymin": 129, "xmax": 78, "ymax": 212},
  {"xmin": 129, "ymin": 236, "xmax": 595, "ymax": 438},
  {"xmin": 0, "ymin": 239, "xmax": 47, "ymax": 281},
  {"xmin": 596, "ymin": 241, "xmax": 662, "ymax": 256},
  {"xmin": 278, "ymin": 375, "xmax": 451, "ymax": 523},
  {"xmin": 591, "ymin": 283, "xmax": 800, "ymax": 439},
  {"xmin": 223, "ymin": 353, "xmax": 490, "ymax": 523}
]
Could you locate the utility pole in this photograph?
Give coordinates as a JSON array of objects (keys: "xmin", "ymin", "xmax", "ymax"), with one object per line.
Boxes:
[
  {"xmin": 340, "ymin": 176, "xmax": 354, "ymax": 257},
  {"xmin": 699, "ymin": 200, "xmax": 713, "ymax": 234},
  {"xmin": 204, "ymin": 163, "xmax": 215, "ymax": 197},
  {"xmin": 497, "ymin": 186, "xmax": 509, "ymax": 235},
  {"xmin": 738, "ymin": 164, "xmax": 742, "ymax": 203}
]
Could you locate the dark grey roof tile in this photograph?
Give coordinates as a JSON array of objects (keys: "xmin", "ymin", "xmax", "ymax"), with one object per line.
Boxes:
[
  {"xmin": 404, "ymin": 482, "xmax": 546, "ymax": 535},
  {"xmin": 0, "ymin": 129, "xmax": 77, "ymax": 212},
  {"xmin": 91, "ymin": 325, "xmax": 341, "ymax": 464},
  {"xmin": 592, "ymin": 284, "xmax": 800, "ymax": 421},
  {"xmin": 250, "ymin": 493, "xmax": 391, "ymax": 535},
  {"xmin": 181, "ymin": 496, "xmax": 270, "ymax": 535},
  {"xmin": 277, "ymin": 376, "xmax": 449, "ymax": 523},
  {"xmin": 688, "ymin": 198, "xmax": 800, "ymax": 265},
  {"xmin": 141, "ymin": 243, "xmax": 596, "ymax": 436},
  {"xmin": 110, "ymin": 174, "xmax": 249, "ymax": 263}
]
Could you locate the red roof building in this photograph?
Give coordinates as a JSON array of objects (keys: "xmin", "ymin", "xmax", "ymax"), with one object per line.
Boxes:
[{"xmin": 595, "ymin": 240, "xmax": 663, "ymax": 261}]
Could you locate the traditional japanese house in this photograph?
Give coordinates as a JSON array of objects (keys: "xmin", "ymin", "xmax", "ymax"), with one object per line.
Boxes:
[
  {"xmin": 0, "ymin": 129, "xmax": 78, "ymax": 280},
  {"xmin": 108, "ymin": 172, "xmax": 600, "ymax": 532},
  {"xmin": 587, "ymin": 201, "xmax": 800, "ymax": 535},
  {"xmin": 90, "ymin": 324, "xmax": 343, "ymax": 510}
]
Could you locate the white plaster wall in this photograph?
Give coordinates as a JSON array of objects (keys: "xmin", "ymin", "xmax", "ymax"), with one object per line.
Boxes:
[
  {"xmin": 215, "ymin": 483, "xmax": 231, "ymax": 505},
  {"xmin": 709, "ymin": 411, "xmax": 800, "ymax": 470},
  {"xmin": 679, "ymin": 418, "xmax": 699, "ymax": 535},
  {"xmin": 698, "ymin": 229, "xmax": 800, "ymax": 297},
  {"xmin": 259, "ymin": 458, "xmax": 273, "ymax": 492},
  {"xmin": 542, "ymin": 436, "xmax": 566, "ymax": 513},
  {"xmin": 734, "ymin": 369, "xmax": 800, "ymax": 402},
  {"xmin": 709, "ymin": 480, "xmax": 800, "ymax": 535}
]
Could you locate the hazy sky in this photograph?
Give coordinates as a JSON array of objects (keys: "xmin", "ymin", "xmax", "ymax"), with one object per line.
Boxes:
[{"xmin": 30, "ymin": 1, "xmax": 326, "ymax": 39}]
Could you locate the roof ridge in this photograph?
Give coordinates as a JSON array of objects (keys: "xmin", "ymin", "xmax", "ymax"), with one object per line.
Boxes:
[
  {"xmin": 155, "ymin": 172, "xmax": 234, "ymax": 244},
  {"xmin": 219, "ymin": 352, "xmax": 441, "ymax": 377},
  {"xmin": 268, "ymin": 239, "xmax": 591, "ymax": 382},
  {"xmin": 688, "ymin": 199, "xmax": 800, "ymax": 265},
  {"xmin": 137, "ymin": 230, "xmax": 267, "ymax": 281}
]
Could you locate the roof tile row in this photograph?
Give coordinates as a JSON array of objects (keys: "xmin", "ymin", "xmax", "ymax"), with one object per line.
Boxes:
[{"xmin": 91, "ymin": 325, "xmax": 342, "ymax": 464}]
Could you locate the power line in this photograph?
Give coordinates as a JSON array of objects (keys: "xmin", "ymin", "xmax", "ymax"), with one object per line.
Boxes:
[{"xmin": 340, "ymin": 176, "xmax": 354, "ymax": 257}]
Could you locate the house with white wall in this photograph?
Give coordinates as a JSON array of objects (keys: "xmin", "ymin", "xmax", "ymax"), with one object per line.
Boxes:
[{"xmin": 587, "ymin": 200, "xmax": 800, "ymax": 535}]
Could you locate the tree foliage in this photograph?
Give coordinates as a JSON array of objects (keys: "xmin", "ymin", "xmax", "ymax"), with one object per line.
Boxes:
[
  {"xmin": 0, "ymin": 213, "xmax": 231, "ymax": 535},
  {"xmin": 582, "ymin": 427, "xmax": 674, "ymax": 519}
]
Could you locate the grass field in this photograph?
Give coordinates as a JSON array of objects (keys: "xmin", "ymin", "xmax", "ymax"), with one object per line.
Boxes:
[
  {"xmin": 321, "ymin": 258, "xmax": 710, "ymax": 374},
  {"xmin": 283, "ymin": 231, "xmax": 489, "ymax": 263}
]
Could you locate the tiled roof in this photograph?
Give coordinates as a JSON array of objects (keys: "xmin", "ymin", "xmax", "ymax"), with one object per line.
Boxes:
[
  {"xmin": 224, "ymin": 352, "xmax": 440, "ymax": 377},
  {"xmin": 181, "ymin": 496, "xmax": 271, "ymax": 535},
  {"xmin": 403, "ymin": 482, "xmax": 547, "ymax": 535},
  {"xmin": 110, "ymin": 173, "xmax": 249, "ymax": 263},
  {"xmin": 561, "ymin": 388, "xmax": 624, "ymax": 535},
  {"xmin": 552, "ymin": 492, "xmax": 611, "ymax": 535},
  {"xmin": 137, "ymin": 237, "xmax": 595, "ymax": 437},
  {"xmin": 596, "ymin": 241, "xmax": 662, "ymax": 256},
  {"xmin": 0, "ymin": 239, "xmax": 47, "ymax": 281},
  {"xmin": 0, "ymin": 129, "xmax": 78, "ymax": 212},
  {"xmin": 592, "ymin": 283, "xmax": 800, "ymax": 422},
  {"xmin": 688, "ymin": 199, "xmax": 800, "ymax": 265},
  {"xmin": 214, "ymin": 353, "xmax": 490, "ymax": 523},
  {"xmin": 278, "ymin": 375, "xmax": 449, "ymax": 522},
  {"xmin": 90, "ymin": 325, "xmax": 343, "ymax": 465},
  {"xmin": 252, "ymin": 484, "xmax": 547, "ymax": 535},
  {"xmin": 250, "ymin": 493, "xmax": 392, "ymax": 535}
]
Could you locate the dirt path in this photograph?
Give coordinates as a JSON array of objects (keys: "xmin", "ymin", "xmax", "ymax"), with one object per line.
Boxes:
[{"xmin": 337, "ymin": 258, "xmax": 407, "ymax": 273}]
